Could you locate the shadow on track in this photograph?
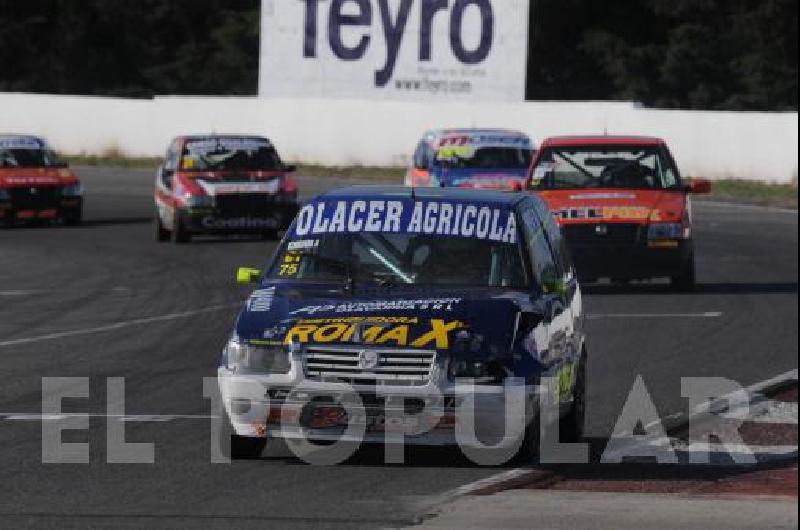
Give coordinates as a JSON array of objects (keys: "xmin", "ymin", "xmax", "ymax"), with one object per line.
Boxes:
[
  {"xmin": 0, "ymin": 217, "xmax": 153, "ymax": 229},
  {"xmin": 472, "ymin": 458, "xmax": 798, "ymax": 496},
  {"xmin": 583, "ymin": 282, "xmax": 798, "ymax": 296},
  {"xmin": 79, "ymin": 217, "xmax": 154, "ymax": 227}
]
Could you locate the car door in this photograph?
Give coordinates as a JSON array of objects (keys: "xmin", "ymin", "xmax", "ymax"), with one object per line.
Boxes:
[
  {"xmin": 519, "ymin": 201, "xmax": 573, "ymax": 407},
  {"xmin": 530, "ymin": 196, "xmax": 584, "ymax": 406}
]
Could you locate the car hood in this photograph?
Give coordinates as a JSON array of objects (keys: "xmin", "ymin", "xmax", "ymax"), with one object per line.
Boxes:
[
  {"xmin": 0, "ymin": 167, "xmax": 78, "ymax": 188},
  {"xmin": 434, "ymin": 167, "xmax": 528, "ymax": 190},
  {"xmin": 536, "ymin": 188, "xmax": 686, "ymax": 224},
  {"xmin": 235, "ymin": 283, "xmax": 526, "ymax": 357}
]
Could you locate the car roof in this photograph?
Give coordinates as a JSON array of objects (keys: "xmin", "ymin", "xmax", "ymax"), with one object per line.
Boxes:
[
  {"xmin": 315, "ymin": 185, "xmax": 528, "ymax": 208},
  {"xmin": 0, "ymin": 133, "xmax": 45, "ymax": 142},
  {"xmin": 176, "ymin": 134, "xmax": 272, "ymax": 142},
  {"xmin": 540, "ymin": 135, "xmax": 665, "ymax": 147}
]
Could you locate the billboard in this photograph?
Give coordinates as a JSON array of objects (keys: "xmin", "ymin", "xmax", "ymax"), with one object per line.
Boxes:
[{"xmin": 259, "ymin": 0, "xmax": 529, "ymax": 101}]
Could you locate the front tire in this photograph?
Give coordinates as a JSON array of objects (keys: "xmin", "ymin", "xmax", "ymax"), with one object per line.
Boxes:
[
  {"xmin": 671, "ymin": 252, "xmax": 696, "ymax": 292},
  {"xmin": 171, "ymin": 214, "xmax": 191, "ymax": 244},
  {"xmin": 229, "ymin": 435, "xmax": 268, "ymax": 460},
  {"xmin": 217, "ymin": 413, "xmax": 267, "ymax": 460},
  {"xmin": 155, "ymin": 214, "xmax": 170, "ymax": 242},
  {"xmin": 560, "ymin": 355, "xmax": 587, "ymax": 444},
  {"xmin": 63, "ymin": 208, "xmax": 82, "ymax": 226}
]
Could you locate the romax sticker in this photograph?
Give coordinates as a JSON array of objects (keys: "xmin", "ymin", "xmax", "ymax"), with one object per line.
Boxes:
[{"xmin": 259, "ymin": 0, "xmax": 530, "ymax": 101}]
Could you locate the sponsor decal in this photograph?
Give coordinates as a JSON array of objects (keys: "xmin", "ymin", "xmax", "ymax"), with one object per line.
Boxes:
[
  {"xmin": 1, "ymin": 176, "xmax": 61, "ymax": 186},
  {"xmin": 0, "ymin": 137, "xmax": 43, "ymax": 149},
  {"xmin": 185, "ymin": 138, "xmax": 272, "ymax": 153},
  {"xmin": 283, "ymin": 318, "xmax": 465, "ymax": 350},
  {"xmin": 555, "ymin": 206, "xmax": 651, "ymax": 221},
  {"xmin": 569, "ymin": 193, "xmax": 637, "ymax": 200},
  {"xmin": 201, "ymin": 217, "xmax": 278, "ymax": 229},
  {"xmin": 290, "ymin": 298, "xmax": 462, "ymax": 315},
  {"xmin": 260, "ymin": 0, "xmax": 529, "ymax": 101},
  {"xmin": 248, "ymin": 287, "xmax": 276, "ymax": 312},
  {"xmin": 197, "ymin": 179, "xmax": 281, "ymax": 196},
  {"xmin": 278, "ymin": 254, "xmax": 302, "ymax": 277},
  {"xmin": 288, "ymin": 239, "xmax": 320, "ymax": 252},
  {"xmin": 292, "ymin": 200, "xmax": 517, "ymax": 244},
  {"xmin": 437, "ymin": 134, "xmax": 531, "ymax": 149}
]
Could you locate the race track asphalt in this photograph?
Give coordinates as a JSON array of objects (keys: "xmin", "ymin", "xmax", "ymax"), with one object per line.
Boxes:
[{"xmin": 0, "ymin": 167, "xmax": 796, "ymax": 528}]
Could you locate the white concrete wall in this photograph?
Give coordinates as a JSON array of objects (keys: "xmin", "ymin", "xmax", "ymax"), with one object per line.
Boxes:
[{"xmin": 1, "ymin": 92, "xmax": 797, "ymax": 182}]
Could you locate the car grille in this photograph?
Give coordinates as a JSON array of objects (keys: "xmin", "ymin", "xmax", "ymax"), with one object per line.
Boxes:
[
  {"xmin": 214, "ymin": 193, "xmax": 274, "ymax": 217},
  {"xmin": 8, "ymin": 186, "xmax": 61, "ymax": 210},
  {"xmin": 304, "ymin": 345, "xmax": 437, "ymax": 386},
  {"xmin": 563, "ymin": 223, "xmax": 643, "ymax": 247}
]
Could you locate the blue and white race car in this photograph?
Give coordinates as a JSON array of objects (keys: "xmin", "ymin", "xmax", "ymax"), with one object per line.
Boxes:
[
  {"xmin": 406, "ymin": 129, "xmax": 534, "ymax": 190},
  {"xmin": 218, "ymin": 186, "xmax": 587, "ymax": 463}
]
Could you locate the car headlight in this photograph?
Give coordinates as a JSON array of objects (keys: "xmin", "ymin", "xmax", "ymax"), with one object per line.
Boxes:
[
  {"xmin": 223, "ymin": 339, "xmax": 291, "ymax": 374},
  {"xmin": 448, "ymin": 357, "xmax": 507, "ymax": 384},
  {"xmin": 647, "ymin": 222, "xmax": 685, "ymax": 240},
  {"xmin": 62, "ymin": 184, "xmax": 83, "ymax": 197}
]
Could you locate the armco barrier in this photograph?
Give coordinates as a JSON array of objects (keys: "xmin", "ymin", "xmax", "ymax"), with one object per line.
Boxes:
[{"xmin": 1, "ymin": 92, "xmax": 797, "ymax": 183}]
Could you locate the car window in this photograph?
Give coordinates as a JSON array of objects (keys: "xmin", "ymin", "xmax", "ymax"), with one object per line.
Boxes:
[
  {"xmin": 530, "ymin": 197, "xmax": 574, "ymax": 279},
  {"xmin": 519, "ymin": 206, "xmax": 559, "ymax": 292},
  {"xmin": 181, "ymin": 137, "xmax": 282, "ymax": 172},
  {"xmin": 530, "ymin": 146, "xmax": 680, "ymax": 190},
  {"xmin": 164, "ymin": 141, "xmax": 179, "ymax": 172},
  {"xmin": 269, "ymin": 232, "xmax": 527, "ymax": 289},
  {"xmin": 413, "ymin": 141, "xmax": 429, "ymax": 170}
]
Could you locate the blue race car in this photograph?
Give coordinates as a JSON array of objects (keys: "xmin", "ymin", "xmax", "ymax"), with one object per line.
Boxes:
[
  {"xmin": 218, "ymin": 186, "xmax": 587, "ymax": 462},
  {"xmin": 406, "ymin": 129, "xmax": 534, "ymax": 190}
]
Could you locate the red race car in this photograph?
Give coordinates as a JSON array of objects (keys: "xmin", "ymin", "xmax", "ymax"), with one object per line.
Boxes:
[
  {"xmin": 526, "ymin": 136, "xmax": 710, "ymax": 290},
  {"xmin": 0, "ymin": 134, "xmax": 83, "ymax": 226},
  {"xmin": 154, "ymin": 135, "xmax": 299, "ymax": 243}
]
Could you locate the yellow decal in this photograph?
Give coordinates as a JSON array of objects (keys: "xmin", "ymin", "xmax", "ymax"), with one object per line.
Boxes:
[
  {"xmin": 278, "ymin": 254, "xmax": 302, "ymax": 277},
  {"xmin": 601, "ymin": 206, "xmax": 650, "ymax": 220},
  {"xmin": 436, "ymin": 146, "xmax": 475, "ymax": 160},
  {"xmin": 375, "ymin": 325, "xmax": 408, "ymax": 345},
  {"xmin": 283, "ymin": 319, "xmax": 464, "ymax": 349},
  {"xmin": 182, "ymin": 158, "xmax": 195, "ymax": 170},
  {"xmin": 411, "ymin": 319, "xmax": 463, "ymax": 349}
]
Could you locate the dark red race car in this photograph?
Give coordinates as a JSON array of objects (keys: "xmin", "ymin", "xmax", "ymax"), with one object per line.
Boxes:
[
  {"xmin": 0, "ymin": 134, "xmax": 83, "ymax": 226},
  {"xmin": 526, "ymin": 136, "xmax": 711, "ymax": 290},
  {"xmin": 154, "ymin": 135, "xmax": 299, "ymax": 243}
]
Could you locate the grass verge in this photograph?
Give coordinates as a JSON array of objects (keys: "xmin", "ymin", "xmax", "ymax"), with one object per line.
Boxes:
[
  {"xmin": 694, "ymin": 178, "xmax": 798, "ymax": 209},
  {"xmin": 63, "ymin": 153, "xmax": 797, "ymax": 209},
  {"xmin": 63, "ymin": 153, "xmax": 162, "ymax": 169}
]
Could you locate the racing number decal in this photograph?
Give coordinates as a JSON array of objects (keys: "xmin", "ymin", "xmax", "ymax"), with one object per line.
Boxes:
[{"xmin": 279, "ymin": 254, "xmax": 301, "ymax": 277}]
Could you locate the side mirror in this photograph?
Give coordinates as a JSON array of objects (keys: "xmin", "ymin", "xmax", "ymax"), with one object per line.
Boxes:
[
  {"xmin": 541, "ymin": 268, "xmax": 566, "ymax": 296},
  {"xmin": 236, "ymin": 267, "xmax": 262, "ymax": 285},
  {"xmin": 283, "ymin": 164, "xmax": 297, "ymax": 173},
  {"xmin": 686, "ymin": 179, "xmax": 711, "ymax": 194}
]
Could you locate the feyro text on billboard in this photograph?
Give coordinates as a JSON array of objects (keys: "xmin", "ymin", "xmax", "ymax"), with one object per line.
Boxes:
[{"xmin": 260, "ymin": 0, "xmax": 530, "ymax": 101}]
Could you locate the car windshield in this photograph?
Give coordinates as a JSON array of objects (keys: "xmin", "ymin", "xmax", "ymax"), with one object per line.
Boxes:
[
  {"xmin": 181, "ymin": 138, "xmax": 283, "ymax": 172},
  {"xmin": 0, "ymin": 148, "xmax": 62, "ymax": 168},
  {"xmin": 530, "ymin": 146, "xmax": 680, "ymax": 190},
  {"xmin": 436, "ymin": 146, "xmax": 532, "ymax": 170},
  {"xmin": 268, "ymin": 232, "xmax": 528, "ymax": 289}
]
